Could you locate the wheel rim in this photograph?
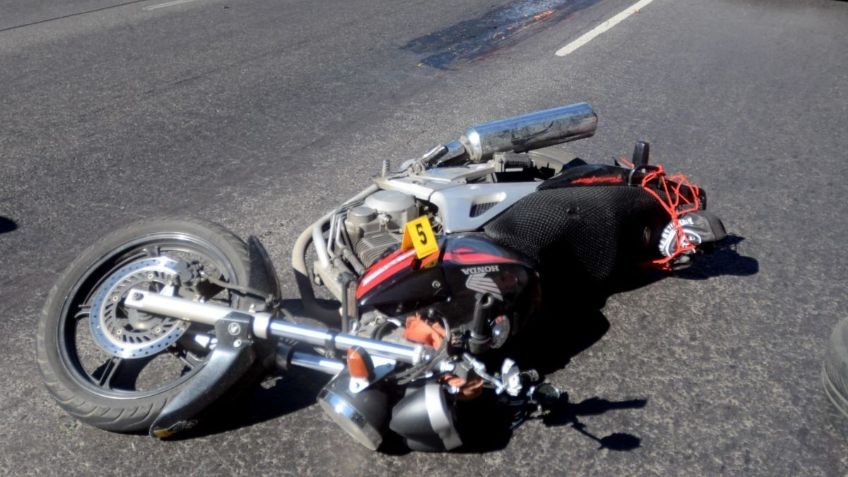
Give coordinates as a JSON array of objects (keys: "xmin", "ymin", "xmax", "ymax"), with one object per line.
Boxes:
[{"xmin": 56, "ymin": 232, "xmax": 242, "ymax": 400}]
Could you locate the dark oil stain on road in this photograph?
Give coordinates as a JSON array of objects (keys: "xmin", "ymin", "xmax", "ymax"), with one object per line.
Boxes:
[{"xmin": 403, "ymin": 0, "xmax": 601, "ymax": 69}]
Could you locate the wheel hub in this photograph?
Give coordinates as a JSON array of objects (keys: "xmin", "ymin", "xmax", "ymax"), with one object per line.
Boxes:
[{"xmin": 89, "ymin": 257, "xmax": 190, "ymax": 359}]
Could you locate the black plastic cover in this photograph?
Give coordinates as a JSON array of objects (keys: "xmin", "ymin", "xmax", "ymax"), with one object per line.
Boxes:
[{"xmin": 484, "ymin": 186, "xmax": 667, "ymax": 282}]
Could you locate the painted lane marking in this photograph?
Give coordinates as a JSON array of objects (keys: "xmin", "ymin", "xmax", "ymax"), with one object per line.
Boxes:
[
  {"xmin": 555, "ymin": 0, "xmax": 655, "ymax": 57},
  {"xmin": 143, "ymin": 0, "xmax": 200, "ymax": 11}
]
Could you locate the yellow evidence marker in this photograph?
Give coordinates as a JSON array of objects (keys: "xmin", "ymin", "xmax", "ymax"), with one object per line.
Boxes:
[{"xmin": 401, "ymin": 216, "xmax": 439, "ymax": 259}]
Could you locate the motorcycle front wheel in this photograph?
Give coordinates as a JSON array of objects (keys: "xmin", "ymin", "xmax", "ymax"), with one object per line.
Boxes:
[{"xmin": 36, "ymin": 217, "xmax": 274, "ymax": 432}]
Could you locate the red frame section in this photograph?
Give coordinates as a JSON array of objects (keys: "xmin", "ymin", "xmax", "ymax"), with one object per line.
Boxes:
[
  {"xmin": 442, "ymin": 246, "xmax": 519, "ymax": 265},
  {"xmin": 355, "ymin": 248, "xmax": 417, "ymax": 298},
  {"xmin": 355, "ymin": 242, "xmax": 521, "ymax": 300}
]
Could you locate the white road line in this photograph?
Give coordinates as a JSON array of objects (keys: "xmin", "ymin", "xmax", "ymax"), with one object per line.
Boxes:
[
  {"xmin": 143, "ymin": 0, "xmax": 200, "ymax": 11},
  {"xmin": 555, "ymin": 0, "xmax": 655, "ymax": 57}
]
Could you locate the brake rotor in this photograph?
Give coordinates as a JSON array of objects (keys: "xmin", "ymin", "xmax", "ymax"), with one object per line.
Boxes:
[{"xmin": 89, "ymin": 257, "xmax": 190, "ymax": 359}]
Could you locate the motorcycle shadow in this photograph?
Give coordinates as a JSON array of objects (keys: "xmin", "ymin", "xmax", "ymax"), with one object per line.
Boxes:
[
  {"xmin": 446, "ymin": 394, "xmax": 646, "ymax": 454},
  {"xmin": 539, "ymin": 395, "xmax": 647, "ymax": 451},
  {"xmin": 380, "ymin": 383, "xmax": 646, "ymax": 454},
  {"xmin": 513, "ymin": 233, "xmax": 757, "ymax": 375},
  {"xmin": 673, "ymin": 235, "xmax": 758, "ymax": 279},
  {"xmin": 441, "ymin": 237, "xmax": 757, "ymax": 453},
  {"xmin": 169, "ymin": 369, "xmax": 333, "ymax": 439},
  {"xmin": 169, "ymin": 299, "xmax": 346, "ymax": 439},
  {"xmin": 508, "ymin": 266, "xmax": 662, "ymax": 375},
  {"xmin": 424, "ymin": 274, "xmax": 646, "ymax": 453}
]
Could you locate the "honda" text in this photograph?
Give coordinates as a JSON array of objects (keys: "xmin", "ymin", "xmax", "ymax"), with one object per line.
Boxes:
[{"xmin": 461, "ymin": 265, "xmax": 500, "ymax": 275}]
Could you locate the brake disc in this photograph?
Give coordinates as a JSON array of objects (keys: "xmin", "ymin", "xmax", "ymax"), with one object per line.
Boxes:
[{"xmin": 89, "ymin": 257, "xmax": 190, "ymax": 359}]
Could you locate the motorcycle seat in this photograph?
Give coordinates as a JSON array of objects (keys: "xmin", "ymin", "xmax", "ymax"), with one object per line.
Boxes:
[{"xmin": 483, "ymin": 186, "xmax": 666, "ymax": 282}]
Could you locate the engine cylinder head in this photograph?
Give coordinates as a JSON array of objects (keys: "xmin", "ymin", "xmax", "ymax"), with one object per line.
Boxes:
[
  {"xmin": 347, "ymin": 206, "xmax": 377, "ymax": 226},
  {"xmin": 364, "ymin": 190, "xmax": 417, "ymax": 229}
]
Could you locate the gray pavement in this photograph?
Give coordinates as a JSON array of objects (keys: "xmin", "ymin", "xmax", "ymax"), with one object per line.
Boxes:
[{"xmin": 1, "ymin": 0, "xmax": 847, "ymax": 475}]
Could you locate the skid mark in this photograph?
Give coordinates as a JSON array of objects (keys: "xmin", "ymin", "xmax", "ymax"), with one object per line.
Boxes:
[{"xmin": 403, "ymin": 0, "xmax": 601, "ymax": 69}]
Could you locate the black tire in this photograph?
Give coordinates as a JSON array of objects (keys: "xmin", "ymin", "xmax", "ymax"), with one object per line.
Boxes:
[
  {"xmin": 824, "ymin": 316, "xmax": 848, "ymax": 420},
  {"xmin": 36, "ymin": 217, "xmax": 275, "ymax": 432}
]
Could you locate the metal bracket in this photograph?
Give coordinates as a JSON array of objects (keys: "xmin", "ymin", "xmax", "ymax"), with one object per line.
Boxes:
[{"xmin": 347, "ymin": 355, "xmax": 396, "ymax": 394}]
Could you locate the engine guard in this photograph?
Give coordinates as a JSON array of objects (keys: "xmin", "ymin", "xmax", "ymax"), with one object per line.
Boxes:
[{"xmin": 149, "ymin": 311, "xmax": 256, "ymax": 439}]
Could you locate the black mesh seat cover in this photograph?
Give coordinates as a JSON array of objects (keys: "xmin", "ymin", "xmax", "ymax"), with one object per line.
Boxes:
[{"xmin": 483, "ymin": 186, "xmax": 667, "ymax": 282}]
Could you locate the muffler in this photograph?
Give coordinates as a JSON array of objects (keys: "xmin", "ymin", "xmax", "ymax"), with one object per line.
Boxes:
[{"xmin": 460, "ymin": 102, "xmax": 597, "ymax": 162}]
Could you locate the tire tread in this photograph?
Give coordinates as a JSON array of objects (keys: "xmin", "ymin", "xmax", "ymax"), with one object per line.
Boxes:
[{"xmin": 824, "ymin": 317, "xmax": 848, "ymax": 420}]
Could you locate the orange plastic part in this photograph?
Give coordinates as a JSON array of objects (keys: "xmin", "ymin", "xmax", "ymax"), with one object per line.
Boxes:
[
  {"xmin": 403, "ymin": 314, "xmax": 446, "ymax": 349},
  {"xmin": 639, "ymin": 165, "xmax": 702, "ymax": 270},
  {"xmin": 442, "ymin": 374, "xmax": 484, "ymax": 400},
  {"xmin": 346, "ymin": 347, "xmax": 373, "ymax": 379}
]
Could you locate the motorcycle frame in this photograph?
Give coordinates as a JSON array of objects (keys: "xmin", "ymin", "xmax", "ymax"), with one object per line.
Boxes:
[
  {"xmin": 121, "ymin": 102, "xmax": 599, "ymax": 438},
  {"xmin": 122, "ymin": 140, "xmax": 591, "ymax": 374}
]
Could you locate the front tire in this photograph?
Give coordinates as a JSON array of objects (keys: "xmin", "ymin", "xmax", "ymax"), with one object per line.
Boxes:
[{"xmin": 36, "ymin": 217, "xmax": 274, "ymax": 432}]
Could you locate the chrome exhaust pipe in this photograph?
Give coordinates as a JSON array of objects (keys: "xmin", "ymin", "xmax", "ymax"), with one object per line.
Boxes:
[
  {"xmin": 123, "ymin": 289, "xmax": 430, "ymax": 364},
  {"xmin": 460, "ymin": 102, "xmax": 597, "ymax": 162}
]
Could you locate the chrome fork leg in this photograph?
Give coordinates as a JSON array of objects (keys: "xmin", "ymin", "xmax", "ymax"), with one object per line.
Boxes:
[{"xmin": 123, "ymin": 289, "xmax": 431, "ymax": 365}]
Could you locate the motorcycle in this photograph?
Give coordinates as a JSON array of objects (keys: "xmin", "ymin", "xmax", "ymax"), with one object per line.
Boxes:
[{"xmin": 36, "ymin": 103, "xmax": 727, "ymax": 451}]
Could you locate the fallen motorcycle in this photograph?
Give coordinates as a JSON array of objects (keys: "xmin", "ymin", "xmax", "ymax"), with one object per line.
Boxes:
[{"xmin": 37, "ymin": 103, "xmax": 727, "ymax": 451}]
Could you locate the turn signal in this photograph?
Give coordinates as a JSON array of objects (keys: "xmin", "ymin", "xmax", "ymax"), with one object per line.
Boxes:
[{"xmin": 346, "ymin": 347, "xmax": 374, "ymax": 380}]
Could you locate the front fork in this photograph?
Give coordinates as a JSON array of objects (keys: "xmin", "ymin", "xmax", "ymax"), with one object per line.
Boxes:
[
  {"xmin": 123, "ymin": 289, "xmax": 429, "ymax": 438},
  {"xmin": 124, "ymin": 289, "xmax": 431, "ymax": 366}
]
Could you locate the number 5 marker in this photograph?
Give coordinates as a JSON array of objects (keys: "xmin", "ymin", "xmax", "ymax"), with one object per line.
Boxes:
[{"xmin": 401, "ymin": 216, "xmax": 439, "ymax": 259}]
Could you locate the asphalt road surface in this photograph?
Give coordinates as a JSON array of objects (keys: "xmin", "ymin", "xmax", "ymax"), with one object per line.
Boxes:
[{"xmin": 2, "ymin": 0, "xmax": 847, "ymax": 475}]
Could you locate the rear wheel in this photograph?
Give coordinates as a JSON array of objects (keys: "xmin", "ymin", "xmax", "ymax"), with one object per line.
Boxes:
[{"xmin": 36, "ymin": 217, "xmax": 274, "ymax": 432}]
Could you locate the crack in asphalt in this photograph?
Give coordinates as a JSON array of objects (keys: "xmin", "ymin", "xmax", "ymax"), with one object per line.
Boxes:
[{"xmin": 0, "ymin": 0, "xmax": 152, "ymax": 34}]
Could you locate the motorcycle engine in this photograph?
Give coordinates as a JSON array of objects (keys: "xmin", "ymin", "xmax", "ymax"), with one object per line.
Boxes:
[{"xmin": 345, "ymin": 190, "xmax": 419, "ymax": 267}]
